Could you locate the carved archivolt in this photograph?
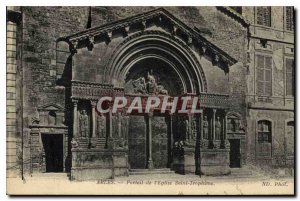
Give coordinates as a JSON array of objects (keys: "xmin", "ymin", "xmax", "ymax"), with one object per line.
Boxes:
[{"xmin": 105, "ymin": 30, "xmax": 208, "ymax": 93}]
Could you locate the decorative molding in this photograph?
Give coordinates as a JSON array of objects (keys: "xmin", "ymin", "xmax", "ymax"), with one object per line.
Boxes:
[
  {"xmin": 105, "ymin": 30, "xmax": 208, "ymax": 93},
  {"xmin": 199, "ymin": 93, "xmax": 229, "ymax": 108},
  {"xmin": 62, "ymin": 8, "xmax": 237, "ymax": 67},
  {"xmin": 71, "ymin": 80, "xmax": 114, "ymax": 100},
  {"xmin": 37, "ymin": 103, "xmax": 65, "ymax": 112}
]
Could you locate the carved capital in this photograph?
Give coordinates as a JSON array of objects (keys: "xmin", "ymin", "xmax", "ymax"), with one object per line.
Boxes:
[
  {"xmin": 91, "ymin": 100, "xmax": 97, "ymax": 108},
  {"xmin": 72, "ymin": 99, "xmax": 79, "ymax": 106},
  {"xmin": 147, "ymin": 111, "xmax": 154, "ymax": 118}
]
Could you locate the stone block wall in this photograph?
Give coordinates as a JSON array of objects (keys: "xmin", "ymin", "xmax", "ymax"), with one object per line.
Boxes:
[
  {"xmin": 7, "ymin": 7, "xmax": 21, "ymax": 178},
  {"xmin": 9, "ymin": 6, "xmax": 249, "ymax": 174}
]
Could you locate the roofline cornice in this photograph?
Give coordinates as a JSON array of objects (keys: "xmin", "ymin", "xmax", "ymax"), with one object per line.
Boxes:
[{"xmin": 59, "ymin": 7, "xmax": 238, "ymax": 66}]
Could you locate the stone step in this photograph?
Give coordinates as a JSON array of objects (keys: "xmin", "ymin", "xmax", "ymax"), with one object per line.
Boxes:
[
  {"xmin": 130, "ymin": 168, "xmax": 171, "ymax": 172},
  {"xmin": 30, "ymin": 173, "xmax": 70, "ymax": 180},
  {"xmin": 230, "ymin": 168, "xmax": 252, "ymax": 176},
  {"xmin": 129, "ymin": 168, "xmax": 174, "ymax": 175}
]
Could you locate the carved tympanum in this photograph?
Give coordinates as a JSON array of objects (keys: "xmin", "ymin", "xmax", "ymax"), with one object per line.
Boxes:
[{"xmin": 132, "ymin": 71, "xmax": 168, "ymax": 95}]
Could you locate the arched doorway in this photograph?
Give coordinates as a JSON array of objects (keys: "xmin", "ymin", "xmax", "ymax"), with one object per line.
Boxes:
[
  {"xmin": 105, "ymin": 31, "xmax": 206, "ymax": 170},
  {"xmin": 124, "ymin": 57, "xmax": 185, "ymax": 169}
]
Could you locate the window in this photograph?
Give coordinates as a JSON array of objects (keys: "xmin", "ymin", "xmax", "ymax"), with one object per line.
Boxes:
[
  {"xmin": 286, "ymin": 7, "xmax": 294, "ymax": 31},
  {"xmin": 286, "ymin": 58, "xmax": 294, "ymax": 96},
  {"xmin": 257, "ymin": 7, "xmax": 271, "ymax": 27},
  {"xmin": 256, "ymin": 55, "xmax": 272, "ymax": 96},
  {"xmin": 257, "ymin": 120, "xmax": 272, "ymax": 143},
  {"xmin": 286, "ymin": 121, "xmax": 294, "ymax": 156}
]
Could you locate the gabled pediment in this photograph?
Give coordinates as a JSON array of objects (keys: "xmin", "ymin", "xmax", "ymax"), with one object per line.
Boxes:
[
  {"xmin": 61, "ymin": 8, "xmax": 237, "ymax": 68},
  {"xmin": 38, "ymin": 103, "xmax": 65, "ymax": 111}
]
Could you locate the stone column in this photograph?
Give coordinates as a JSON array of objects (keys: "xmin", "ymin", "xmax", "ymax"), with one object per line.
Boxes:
[
  {"xmin": 169, "ymin": 114, "xmax": 173, "ymax": 168},
  {"xmin": 147, "ymin": 112, "xmax": 154, "ymax": 169},
  {"xmin": 224, "ymin": 114, "xmax": 227, "ymax": 140},
  {"xmin": 199, "ymin": 109, "xmax": 203, "ymax": 141},
  {"xmin": 188, "ymin": 114, "xmax": 193, "ymax": 142},
  {"xmin": 106, "ymin": 104, "xmax": 114, "ymax": 149},
  {"xmin": 118, "ymin": 113, "xmax": 122, "ymax": 138},
  {"xmin": 196, "ymin": 109, "xmax": 203, "ymax": 175},
  {"xmin": 91, "ymin": 101, "xmax": 97, "ymax": 138},
  {"xmin": 170, "ymin": 115, "xmax": 173, "ymax": 151},
  {"xmin": 212, "ymin": 109, "xmax": 216, "ymax": 140},
  {"xmin": 73, "ymin": 100, "xmax": 78, "ymax": 138},
  {"xmin": 109, "ymin": 105, "xmax": 113, "ymax": 139},
  {"xmin": 212, "ymin": 109, "xmax": 216, "ymax": 148},
  {"xmin": 222, "ymin": 112, "xmax": 229, "ymax": 149}
]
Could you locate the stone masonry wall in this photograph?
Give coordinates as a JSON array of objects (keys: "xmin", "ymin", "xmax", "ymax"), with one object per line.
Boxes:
[
  {"xmin": 14, "ymin": 7, "xmax": 248, "ymax": 173},
  {"xmin": 7, "ymin": 8, "xmax": 19, "ymax": 178}
]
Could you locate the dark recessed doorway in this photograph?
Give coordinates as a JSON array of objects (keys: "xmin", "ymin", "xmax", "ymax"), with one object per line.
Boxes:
[{"xmin": 41, "ymin": 134, "xmax": 64, "ymax": 172}]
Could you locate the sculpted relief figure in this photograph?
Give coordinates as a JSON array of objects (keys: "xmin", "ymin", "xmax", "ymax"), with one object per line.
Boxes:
[
  {"xmin": 215, "ymin": 116, "xmax": 222, "ymax": 140},
  {"xmin": 117, "ymin": 112, "xmax": 122, "ymax": 138},
  {"xmin": 121, "ymin": 113, "xmax": 129, "ymax": 140},
  {"xmin": 97, "ymin": 113, "xmax": 106, "ymax": 138},
  {"xmin": 157, "ymin": 85, "xmax": 168, "ymax": 95},
  {"xmin": 132, "ymin": 77, "xmax": 147, "ymax": 94},
  {"xmin": 71, "ymin": 138, "xmax": 79, "ymax": 148},
  {"xmin": 79, "ymin": 110, "xmax": 89, "ymax": 137},
  {"xmin": 146, "ymin": 72, "xmax": 157, "ymax": 94},
  {"xmin": 203, "ymin": 116, "xmax": 209, "ymax": 140},
  {"xmin": 132, "ymin": 71, "xmax": 168, "ymax": 95},
  {"xmin": 111, "ymin": 114, "xmax": 118, "ymax": 138},
  {"xmin": 111, "ymin": 112, "xmax": 123, "ymax": 139}
]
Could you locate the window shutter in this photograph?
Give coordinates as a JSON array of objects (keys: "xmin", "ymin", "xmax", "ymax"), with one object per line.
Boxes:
[
  {"xmin": 264, "ymin": 56, "xmax": 272, "ymax": 95},
  {"xmin": 286, "ymin": 7, "xmax": 294, "ymax": 31},
  {"xmin": 256, "ymin": 55, "xmax": 272, "ymax": 96},
  {"xmin": 286, "ymin": 58, "xmax": 294, "ymax": 96},
  {"xmin": 256, "ymin": 55, "xmax": 264, "ymax": 95},
  {"xmin": 257, "ymin": 55, "xmax": 264, "ymax": 68},
  {"xmin": 257, "ymin": 7, "xmax": 264, "ymax": 25},
  {"xmin": 265, "ymin": 56, "xmax": 272, "ymax": 69},
  {"xmin": 257, "ymin": 7, "xmax": 271, "ymax": 26}
]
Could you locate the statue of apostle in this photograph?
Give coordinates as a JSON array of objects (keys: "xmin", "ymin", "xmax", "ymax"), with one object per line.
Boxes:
[
  {"xmin": 215, "ymin": 116, "xmax": 222, "ymax": 140},
  {"xmin": 97, "ymin": 113, "xmax": 106, "ymax": 138},
  {"xmin": 79, "ymin": 110, "xmax": 89, "ymax": 137}
]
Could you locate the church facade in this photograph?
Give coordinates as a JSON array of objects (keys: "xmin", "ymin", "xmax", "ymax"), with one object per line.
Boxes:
[{"xmin": 6, "ymin": 6, "xmax": 294, "ymax": 180}]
